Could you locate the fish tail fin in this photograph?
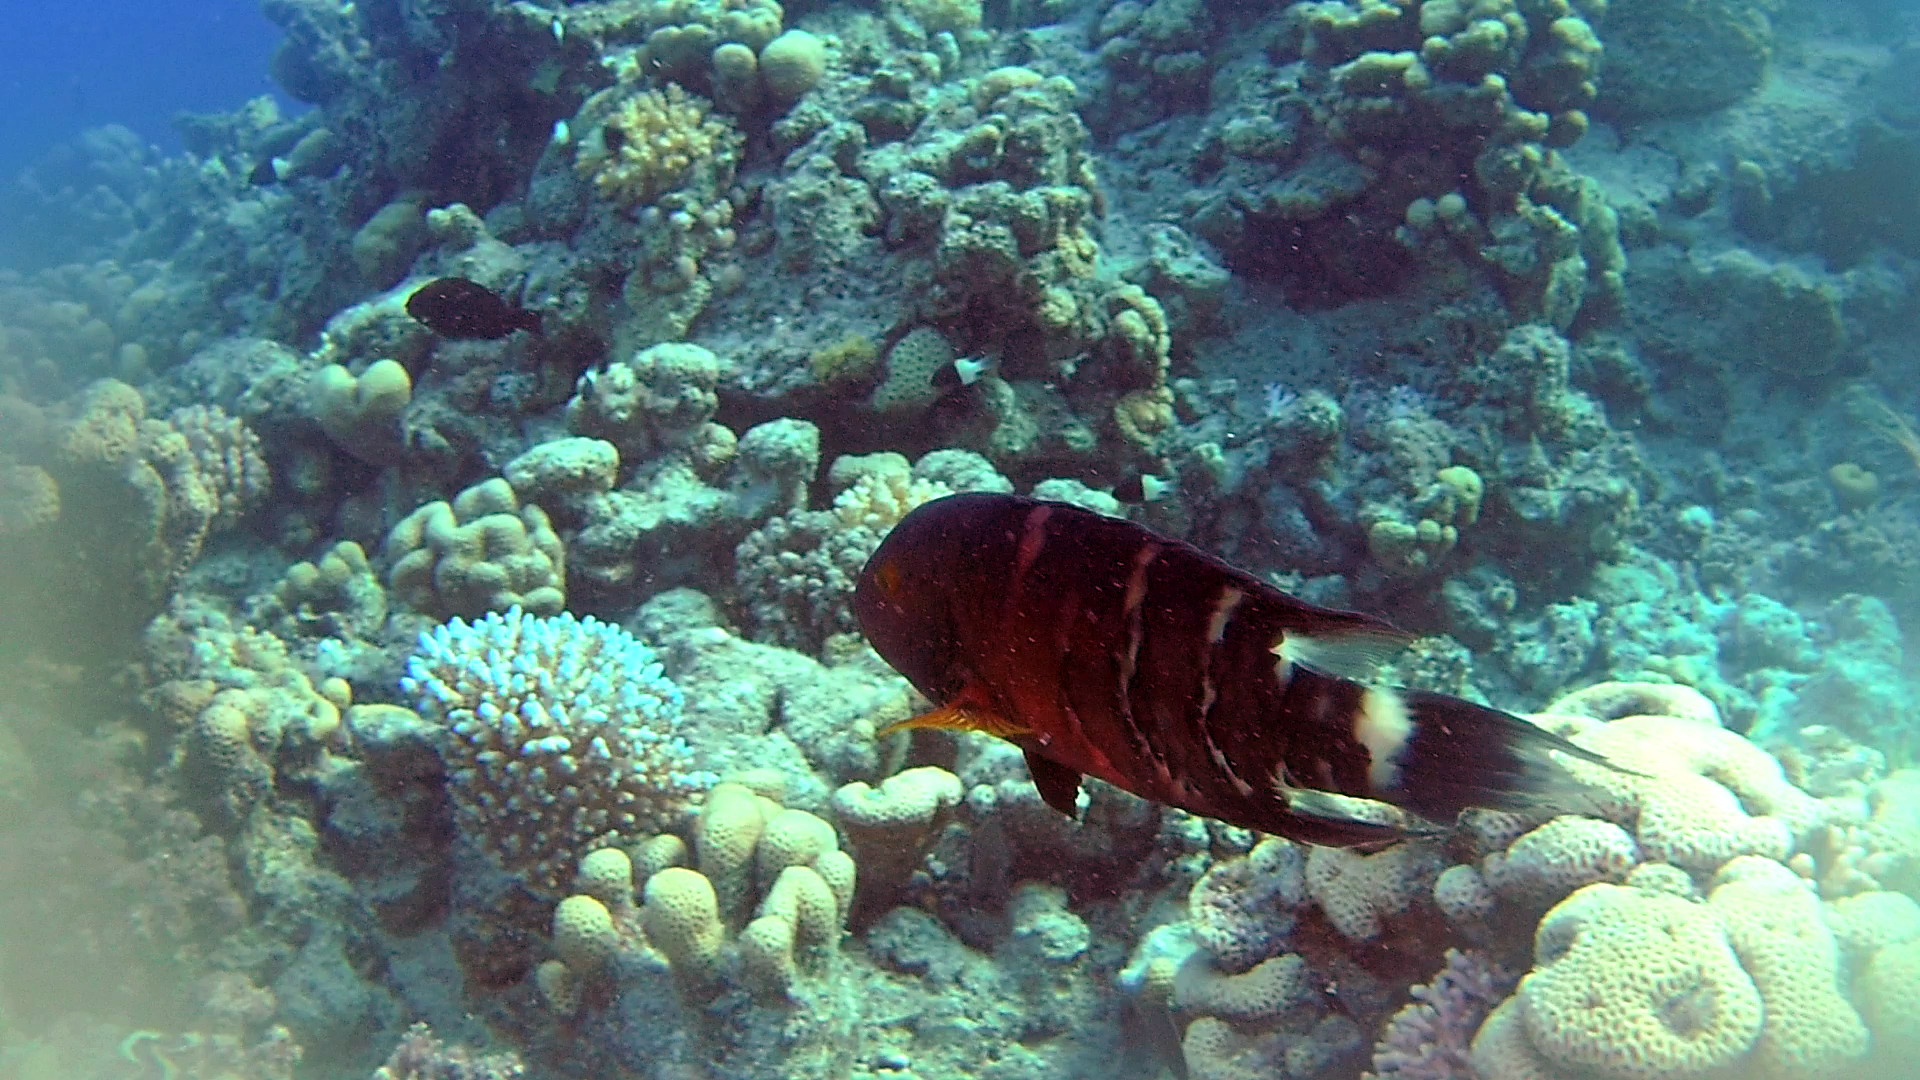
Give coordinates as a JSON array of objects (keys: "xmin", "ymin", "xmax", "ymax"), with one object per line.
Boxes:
[
  {"xmin": 519, "ymin": 309, "xmax": 544, "ymax": 336},
  {"xmin": 1368, "ymin": 688, "xmax": 1623, "ymax": 823}
]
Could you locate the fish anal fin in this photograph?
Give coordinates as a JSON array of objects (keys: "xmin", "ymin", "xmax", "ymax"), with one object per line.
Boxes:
[
  {"xmin": 1270, "ymin": 772, "xmax": 1437, "ymax": 843},
  {"xmin": 876, "ymin": 700, "xmax": 1032, "ymax": 740},
  {"xmin": 1271, "ymin": 626, "xmax": 1411, "ymax": 681},
  {"xmin": 1023, "ymin": 750, "xmax": 1084, "ymax": 818}
]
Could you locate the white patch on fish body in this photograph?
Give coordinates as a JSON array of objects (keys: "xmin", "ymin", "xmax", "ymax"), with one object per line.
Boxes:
[
  {"xmin": 953, "ymin": 355, "xmax": 991, "ymax": 386},
  {"xmin": 1354, "ymin": 686, "xmax": 1413, "ymax": 791},
  {"xmin": 1206, "ymin": 587, "xmax": 1244, "ymax": 644}
]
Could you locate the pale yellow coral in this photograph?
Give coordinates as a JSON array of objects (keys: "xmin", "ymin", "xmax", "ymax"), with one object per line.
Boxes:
[
  {"xmin": 312, "ymin": 359, "xmax": 411, "ymax": 462},
  {"xmin": 830, "ymin": 466, "xmax": 952, "ymax": 531},
  {"xmin": 574, "ymin": 847, "xmax": 636, "ymax": 911},
  {"xmin": 1171, "ymin": 952, "xmax": 1312, "ymax": 1024},
  {"xmin": 642, "ymin": 866, "xmax": 727, "ymax": 990},
  {"xmin": 1528, "ymin": 684, "xmax": 1836, "ymax": 874},
  {"xmin": 384, "ymin": 478, "xmax": 566, "ymax": 617},
  {"xmin": 552, "ymin": 894, "xmax": 621, "ymax": 975},
  {"xmin": 53, "ymin": 378, "xmax": 145, "ymax": 468},
  {"xmin": 1494, "ymin": 858, "xmax": 1880, "ymax": 1080},
  {"xmin": 755, "ymin": 807, "xmax": 838, "ymax": 883},
  {"xmin": 831, "ymin": 766, "xmax": 963, "ymax": 830},
  {"xmin": 1305, "ymin": 840, "xmax": 1443, "ymax": 940},
  {"xmin": 1862, "ymin": 938, "xmax": 1920, "ymax": 1058},
  {"xmin": 1482, "ymin": 815, "xmax": 1638, "ymax": 904},
  {"xmin": 1707, "ymin": 857, "xmax": 1868, "ymax": 1077},
  {"xmin": 0, "ymin": 463, "xmax": 59, "ymax": 537},
  {"xmin": 693, "ymin": 781, "xmax": 768, "ymax": 924},
  {"xmin": 573, "ymin": 84, "xmax": 740, "ymax": 208},
  {"xmin": 1518, "ymin": 883, "xmax": 1764, "ymax": 1079}
]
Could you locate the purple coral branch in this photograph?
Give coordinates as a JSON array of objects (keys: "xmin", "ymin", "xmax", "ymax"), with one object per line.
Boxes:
[{"xmin": 1363, "ymin": 948, "xmax": 1515, "ymax": 1080}]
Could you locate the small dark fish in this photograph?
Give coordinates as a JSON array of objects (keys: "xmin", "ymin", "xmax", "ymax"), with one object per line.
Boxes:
[
  {"xmin": 1112, "ymin": 470, "xmax": 1171, "ymax": 504},
  {"xmin": 405, "ymin": 278, "xmax": 542, "ymax": 340},
  {"xmin": 854, "ymin": 493, "xmax": 1620, "ymax": 847},
  {"xmin": 931, "ymin": 354, "xmax": 993, "ymax": 396},
  {"xmin": 249, "ymin": 159, "xmax": 280, "ymax": 186}
]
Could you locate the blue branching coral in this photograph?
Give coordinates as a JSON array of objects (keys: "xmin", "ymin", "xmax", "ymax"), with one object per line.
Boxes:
[{"xmin": 403, "ymin": 607, "xmax": 715, "ymax": 892}]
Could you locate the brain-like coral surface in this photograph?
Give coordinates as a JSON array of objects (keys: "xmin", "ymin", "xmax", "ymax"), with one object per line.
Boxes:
[{"xmin": 403, "ymin": 607, "xmax": 715, "ymax": 892}]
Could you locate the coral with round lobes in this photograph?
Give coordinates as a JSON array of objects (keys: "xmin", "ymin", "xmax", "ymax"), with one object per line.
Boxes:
[
  {"xmin": 311, "ymin": 359, "xmax": 411, "ymax": 462},
  {"xmin": 1477, "ymin": 855, "xmax": 1880, "ymax": 1080},
  {"xmin": 537, "ymin": 781, "xmax": 855, "ymax": 1013},
  {"xmin": 758, "ymin": 29, "xmax": 825, "ymax": 102},
  {"xmin": 252, "ymin": 540, "xmax": 387, "ymax": 641},
  {"xmin": 1526, "ymin": 682, "xmax": 1839, "ymax": 874},
  {"xmin": 0, "ymin": 462, "xmax": 60, "ymax": 538},
  {"xmin": 384, "ymin": 478, "xmax": 567, "ymax": 618},
  {"xmin": 402, "ymin": 607, "xmax": 715, "ymax": 892}
]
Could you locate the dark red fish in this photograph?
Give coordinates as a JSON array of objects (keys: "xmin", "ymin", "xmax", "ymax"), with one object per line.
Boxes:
[
  {"xmin": 854, "ymin": 492, "xmax": 1615, "ymax": 846},
  {"xmin": 405, "ymin": 278, "xmax": 542, "ymax": 340}
]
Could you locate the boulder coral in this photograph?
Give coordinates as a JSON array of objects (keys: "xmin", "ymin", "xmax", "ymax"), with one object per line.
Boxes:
[
  {"xmin": 1441, "ymin": 682, "xmax": 1920, "ymax": 1080},
  {"xmin": 383, "ymin": 477, "xmax": 567, "ymax": 618},
  {"xmin": 311, "ymin": 359, "xmax": 411, "ymax": 463},
  {"xmin": 0, "ymin": 381, "xmax": 265, "ymax": 654}
]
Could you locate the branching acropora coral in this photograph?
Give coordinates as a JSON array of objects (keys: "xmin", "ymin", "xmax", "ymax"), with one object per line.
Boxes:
[{"xmin": 403, "ymin": 607, "xmax": 716, "ymax": 892}]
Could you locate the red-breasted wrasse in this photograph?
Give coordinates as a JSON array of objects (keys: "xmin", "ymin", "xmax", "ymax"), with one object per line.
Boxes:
[{"xmin": 853, "ymin": 492, "xmax": 1620, "ymax": 847}]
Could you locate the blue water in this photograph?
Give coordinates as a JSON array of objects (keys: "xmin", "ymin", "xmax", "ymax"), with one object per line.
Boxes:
[{"xmin": 0, "ymin": 0, "xmax": 286, "ymax": 177}]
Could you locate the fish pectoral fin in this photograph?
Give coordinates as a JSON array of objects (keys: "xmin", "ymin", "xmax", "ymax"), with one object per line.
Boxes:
[
  {"xmin": 1271, "ymin": 626, "xmax": 1411, "ymax": 682},
  {"xmin": 876, "ymin": 700, "xmax": 1032, "ymax": 740},
  {"xmin": 1023, "ymin": 750, "xmax": 1084, "ymax": 818}
]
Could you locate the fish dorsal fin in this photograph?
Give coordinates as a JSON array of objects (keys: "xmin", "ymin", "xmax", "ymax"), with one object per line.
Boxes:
[
  {"xmin": 1023, "ymin": 750, "xmax": 1084, "ymax": 818},
  {"xmin": 1272, "ymin": 626, "xmax": 1409, "ymax": 682},
  {"xmin": 877, "ymin": 699, "xmax": 1032, "ymax": 740}
]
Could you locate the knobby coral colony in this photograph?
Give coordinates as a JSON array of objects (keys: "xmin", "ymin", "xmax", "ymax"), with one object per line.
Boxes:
[{"xmin": 5, "ymin": 1, "xmax": 1920, "ymax": 1079}]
